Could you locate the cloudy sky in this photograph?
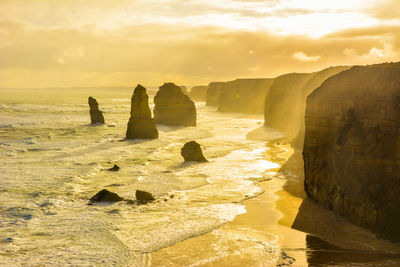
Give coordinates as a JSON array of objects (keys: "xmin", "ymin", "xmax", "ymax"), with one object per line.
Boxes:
[{"xmin": 0, "ymin": 0, "xmax": 399, "ymax": 87}]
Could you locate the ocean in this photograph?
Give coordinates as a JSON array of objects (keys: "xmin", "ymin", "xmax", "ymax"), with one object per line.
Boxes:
[{"xmin": 0, "ymin": 87, "xmax": 288, "ymax": 265}]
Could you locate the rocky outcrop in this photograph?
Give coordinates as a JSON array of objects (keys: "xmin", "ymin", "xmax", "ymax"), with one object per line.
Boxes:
[
  {"xmin": 108, "ymin": 164, "xmax": 120, "ymax": 171},
  {"xmin": 218, "ymin": 79, "xmax": 274, "ymax": 114},
  {"xmin": 303, "ymin": 63, "xmax": 400, "ymax": 240},
  {"xmin": 136, "ymin": 190, "xmax": 155, "ymax": 204},
  {"xmin": 180, "ymin": 86, "xmax": 188, "ymax": 94},
  {"xmin": 189, "ymin": 85, "xmax": 208, "ymax": 101},
  {"xmin": 153, "ymin": 82, "xmax": 196, "ymax": 126},
  {"xmin": 181, "ymin": 141, "xmax": 208, "ymax": 162},
  {"xmin": 126, "ymin": 85, "xmax": 158, "ymax": 139},
  {"xmin": 90, "ymin": 189, "xmax": 124, "ymax": 203},
  {"xmin": 264, "ymin": 66, "xmax": 350, "ymax": 148},
  {"xmin": 88, "ymin": 97, "xmax": 105, "ymax": 124}
]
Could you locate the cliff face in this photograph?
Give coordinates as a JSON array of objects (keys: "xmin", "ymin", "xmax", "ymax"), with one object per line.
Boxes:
[
  {"xmin": 154, "ymin": 82, "xmax": 197, "ymax": 126},
  {"xmin": 264, "ymin": 66, "xmax": 350, "ymax": 148},
  {"xmin": 126, "ymin": 85, "xmax": 158, "ymax": 139},
  {"xmin": 303, "ymin": 63, "xmax": 400, "ymax": 240},
  {"xmin": 264, "ymin": 73, "xmax": 314, "ymax": 135},
  {"xmin": 206, "ymin": 82, "xmax": 224, "ymax": 106},
  {"xmin": 88, "ymin": 97, "xmax": 105, "ymax": 124},
  {"xmin": 218, "ymin": 78, "xmax": 274, "ymax": 114},
  {"xmin": 189, "ymin": 86, "xmax": 208, "ymax": 101}
]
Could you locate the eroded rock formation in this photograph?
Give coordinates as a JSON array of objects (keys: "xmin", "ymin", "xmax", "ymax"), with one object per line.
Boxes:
[
  {"xmin": 206, "ymin": 82, "xmax": 224, "ymax": 106},
  {"xmin": 303, "ymin": 63, "xmax": 400, "ymax": 240},
  {"xmin": 88, "ymin": 97, "xmax": 105, "ymax": 124},
  {"xmin": 126, "ymin": 85, "xmax": 158, "ymax": 139},
  {"xmin": 181, "ymin": 141, "xmax": 208, "ymax": 162},
  {"xmin": 153, "ymin": 82, "xmax": 196, "ymax": 126}
]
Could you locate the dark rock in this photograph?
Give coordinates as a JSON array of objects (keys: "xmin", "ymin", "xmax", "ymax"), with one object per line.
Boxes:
[
  {"xmin": 89, "ymin": 189, "xmax": 124, "ymax": 203},
  {"xmin": 303, "ymin": 62, "xmax": 400, "ymax": 241},
  {"xmin": 189, "ymin": 85, "xmax": 208, "ymax": 101},
  {"xmin": 88, "ymin": 97, "xmax": 105, "ymax": 124},
  {"xmin": 181, "ymin": 141, "xmax": 208, "ymax": 162},
  {"xmin": 126, "ymin": 85, "xmax": 159, "ymax": 139},
  {"xmin": 154, "ymin": 82, "xmax": 196, "ymax": 126},
  {"xmin": 108, "ymin": 164, "xmax": 120, "ymax": 172},
  {"xmin": 136, "ymin": 190, "xmax": 155, "ymax": 204}
]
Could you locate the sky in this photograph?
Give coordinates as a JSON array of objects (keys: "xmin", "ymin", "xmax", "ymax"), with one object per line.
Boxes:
[{"xmin": 0, "ymin": 0, "xmax": 399, "ymax": 87}]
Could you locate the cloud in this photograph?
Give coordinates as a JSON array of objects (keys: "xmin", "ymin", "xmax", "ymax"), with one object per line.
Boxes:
[{"xmin": 293, "ymin": 51, "xmax": 321, "ymax": 62}]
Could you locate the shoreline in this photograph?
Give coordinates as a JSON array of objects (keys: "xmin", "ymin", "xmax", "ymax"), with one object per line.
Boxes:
[{"xmin": 150, "ymin": 142, "xmax": 400, "ymax": 266}]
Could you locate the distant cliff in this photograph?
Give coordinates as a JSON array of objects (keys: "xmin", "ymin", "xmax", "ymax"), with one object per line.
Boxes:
[
  {"xmin": 218, "ymin": 79, "xmax": 274, "ymax": 114},
  {"xmin": 205, "ymin": 79, "xmax": 274, "ymax": 114},
  {"xmin": 303, "ymin": 63, "xmax": 400, "ymax": 240},
  {"xmin": 189, "ymin": 86, "xmax": 208, "ymax": 101},
  {"xmin": 264, "ymin": 66, "xmax": 350, "ymax": 148}
]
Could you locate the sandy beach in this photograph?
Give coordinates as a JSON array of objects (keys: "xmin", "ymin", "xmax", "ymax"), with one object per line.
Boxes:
[{"xmin": 150, "ymin": 141, "xmax": 400, "ymax": 266}]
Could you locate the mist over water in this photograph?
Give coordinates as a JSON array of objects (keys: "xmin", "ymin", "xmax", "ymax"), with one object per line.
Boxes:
[{"xmin": 0, "ymin": 87, "xmax": 285, "ymax": 265}]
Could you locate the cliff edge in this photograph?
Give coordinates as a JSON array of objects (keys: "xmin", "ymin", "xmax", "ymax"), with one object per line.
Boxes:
[{"xmin": 303, "ymin": 63, "xmax": 400, "ymax": 240}]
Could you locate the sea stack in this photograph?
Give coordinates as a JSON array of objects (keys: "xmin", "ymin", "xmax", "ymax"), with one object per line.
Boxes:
[
  {"xmin": 154, "ymin": 82, "xmax": 196, "ymax": 126},
  {"xmin": 88, "ymin": 97, "xmax": 105, "ymax": 124},
  {"xmin": 181, "ymin": 141, "xmax": 208, "ymax": 162},
  {"xmin": 303, "ymin": 62, "xmax": 400, "ymax": 240},
  {"xmin": 126, "ymin": 85, "xmax": 158, "ymax": 139}
]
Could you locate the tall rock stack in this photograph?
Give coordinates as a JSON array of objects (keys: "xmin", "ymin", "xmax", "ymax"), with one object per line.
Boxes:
[
  {"xmin": 126, "ymin": 85, "xmax": 158, "ymax": 139},
  {"xmin": 154, "ymin": 82, "xmax": 197, "ymax": 126},
  {"xmin": 88, "ymin": 97, "xmax": 105, "ymax": 124},
  {"xmin": 303, "ymin": 63, "xmax": 400, "ymax": 240}
]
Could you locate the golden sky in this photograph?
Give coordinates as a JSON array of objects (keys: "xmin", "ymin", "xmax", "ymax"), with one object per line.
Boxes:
[{"xmin": 0, "ymin": 0, "xmax": 399, "ymax": 87}]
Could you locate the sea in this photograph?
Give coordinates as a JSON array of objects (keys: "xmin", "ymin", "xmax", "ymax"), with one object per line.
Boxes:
[{"xmin": 0, "ymin": 87, "xmax": 291, "ymax": 266}]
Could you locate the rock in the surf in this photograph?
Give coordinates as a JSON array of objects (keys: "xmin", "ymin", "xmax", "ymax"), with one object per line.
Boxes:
[
  {"xmin": 181, "ymin": 141, "xmax": 208, "ymax": 162},
  {"xmin": 136, "ymin": 190, "xmax": 155, "ymax": 204},
  {"xmin": 88, "ymin": 96, "xmax": 105, "ymax": 124},
  {"xmin": 108, "ymin": 164, "xmax": 120, "ymax": 172},
  {"xmin": 126, "ymin": 85, "xmax": 159, "ymax": 139},
  {"xmin": 153, "ymin": 82, "xmax": 196, "ymax": 126},
  {"xmin": 89, "ymin": 189, "xmax": 124, "ymax": 203}
]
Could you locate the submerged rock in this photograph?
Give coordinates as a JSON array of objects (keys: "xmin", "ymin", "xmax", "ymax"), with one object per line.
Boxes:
[
  {"xmin": 88, "ymin": 97, "xmax": 105, "ymax": 124},
  {"xmin": 154, "ymin": 82, "xmax": 196, "ymax": 126},
  {"xmin": 126, "ymin": 85, "xmax": 159, "ymax": 139},
  {"xmin": 136, "ymin": 190, "xmax": 155, "ymax": 204},
  {"xmin": 89, "ymin": 189, "xmax": 124, "ymax": 203},
  {"xmin": 181, "ymin": 141, "xmax": 208, "ymax": 162},
  {"xmin": 108, "ymin": 164, "xmax": 120, "ymax": 172},
  {"xmin": 303, "ymin": 62, "xmax": 400, "ymax": 241}
]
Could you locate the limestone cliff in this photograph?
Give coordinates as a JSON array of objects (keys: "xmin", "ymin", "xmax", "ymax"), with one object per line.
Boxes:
[
  {"xmin": 218, "ymin": 79, "xmax": 274, "ymax": 114},
  {"xmin": 303, "ymin": 63, "xmax": 400, "ymax": 240},
  {"xmin": 126, "ymin": 85, "xmax": 158, "ymax": 139},
  {"xmin": 154, "ymin": 82, "xmax": 197, "ymax": 126},
  {"xmin": 189, "ymin": 86, "xmax": 208, "ymax": 101},
  {"xmin": 88, "ymin": 96, "xmax": 105, "ymax": 124},
  {"xmin": 264, "ymin": 66, "xmax": 350, "ymax": 148},
  {"xmin": 206, "ymin": 82, "xmax": 224, "ymax": 106}
]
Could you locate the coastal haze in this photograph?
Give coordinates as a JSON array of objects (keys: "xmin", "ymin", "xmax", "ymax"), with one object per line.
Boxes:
[{"xmin": 1, "ymin": 1, "xmax": 400, "ymax": 266}]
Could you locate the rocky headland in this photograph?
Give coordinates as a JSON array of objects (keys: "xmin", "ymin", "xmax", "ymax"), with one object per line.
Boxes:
[
  {"xmin": 303, "ymin": 62, "xmax": 400, "ymax": 240},
  {"xmin": 126, "ymin": 84, "xmax": 159, "ymax": 139},
  {"xmin": 154, "ymin": 82, "xmax": 197, "ymax": 126}
]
